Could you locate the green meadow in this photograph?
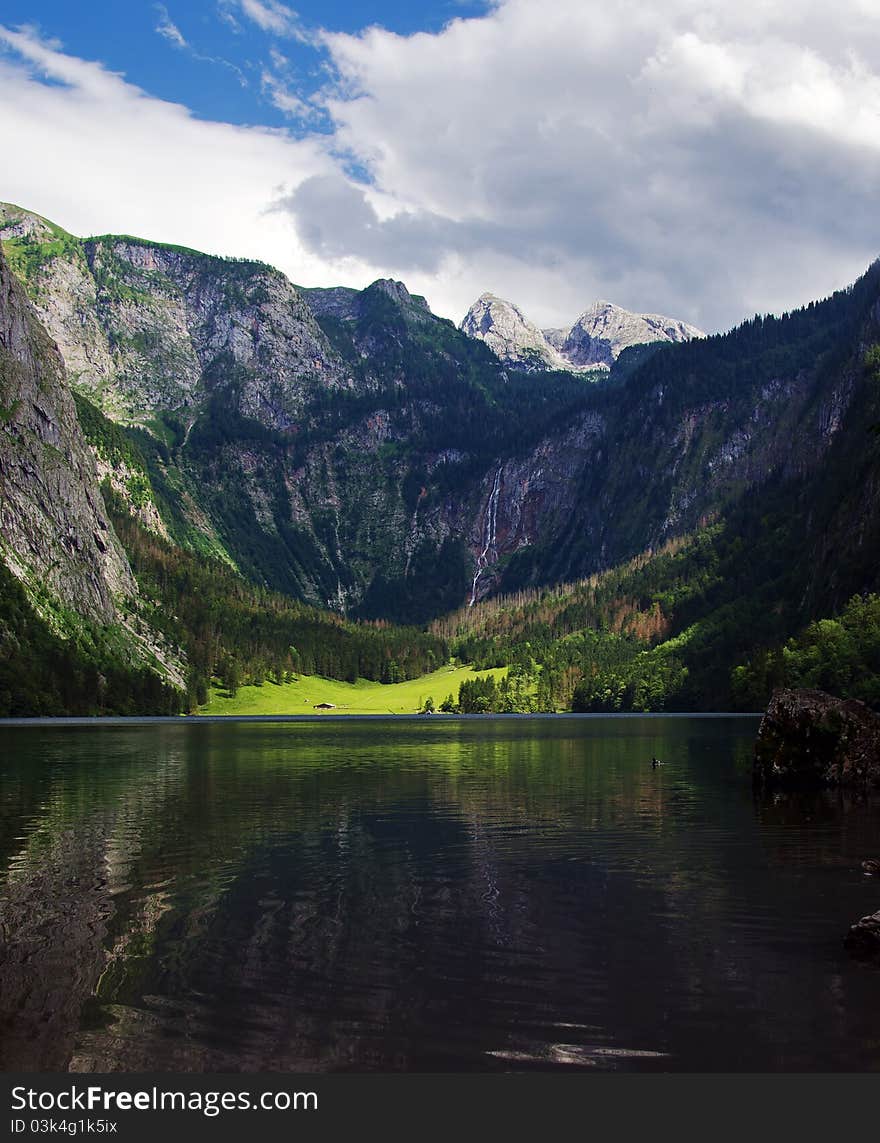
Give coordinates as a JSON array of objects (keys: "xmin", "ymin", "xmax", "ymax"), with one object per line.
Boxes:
[{"xmin": 200, "ymin": 665, "xmax": 508, "ymax": 716}]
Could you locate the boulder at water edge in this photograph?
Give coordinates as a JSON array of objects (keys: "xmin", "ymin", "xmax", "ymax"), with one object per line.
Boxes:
[
  {"xmin": 844, "ymin": 911, "xmax": 880, "ymax": 961},
  {"xmin": 753, "ymin": 688, "xmax": 880, "ymax": 788}
]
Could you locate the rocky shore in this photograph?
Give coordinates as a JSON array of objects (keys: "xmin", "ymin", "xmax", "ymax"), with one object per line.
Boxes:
[
  {"xmin": 844, "ymin": 910, "xmax": 880, "ymax": 961},
  {"xmin": 754, "ymin": 688, "xmax": 880, "ymax": 961},
  {"xmin": 753, "ymin": 688, "xmax": 880, "ymax": 789}
]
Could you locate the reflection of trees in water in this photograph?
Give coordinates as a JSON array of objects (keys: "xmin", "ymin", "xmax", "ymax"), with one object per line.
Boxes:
[
  {"xmin": 0, "ymin": 744, "xmax": 187, "ymax": 1071},
  {"xmin": 0, "ymin": 822, "xmax": 113, "ymax": 1070},
  {"xmin": 4, "ymin": 719, "xmax": 875, "ymax": 1072},
  {"xmin": 752, "ymin": 786, "xmax": 880, "ymax": 869}
]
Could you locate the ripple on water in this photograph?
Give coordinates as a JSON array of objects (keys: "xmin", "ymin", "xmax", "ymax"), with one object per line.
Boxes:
[{"xmin": 2, "ymin": 716, "xmax": 880, "ymax": 1071}]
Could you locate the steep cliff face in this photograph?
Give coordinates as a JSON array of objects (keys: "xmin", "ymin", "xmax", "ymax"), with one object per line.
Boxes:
[
  {"xmin": 0, "ymin": 203, "xmax": 352, "ymax": 430},
  {"xmin": 459, "ymin": 293, "xmax": 569, "ymax": 372},
  {"xmin": 0, "ymin": 244, "xmax": 133, "ymax": 623},
  {"xmin": 560, "ymin": 301, "xmax": 704, "ymax": 369},
  {"xmin": 3, "ymin": 202, "xmax": 877, "ymax": 624},
  {"xmin": 465, "ymin": 266, "xmax": 880, "ymax": 600},
  {"xmin": 460, "ymin": 292, "xmax": 704, "ymax": 373}
]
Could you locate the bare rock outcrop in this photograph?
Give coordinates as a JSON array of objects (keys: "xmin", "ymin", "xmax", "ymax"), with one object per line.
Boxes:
[
  {"xmin": 0, "ymin": 244, "xmax": 134, "ymax": 622},
  {"xmin": 844, "ymin": 910, "xmax": 880, "ymax": 960},
  {"xmin": 1, "ymin": 202, "xmax": 352, "ymax": 431},
  {"xmin": 753, "ymin": 688, "xmax": 880, "ymax": 789},
  {"xmin": 561, "ymin": 300, "xmax": 704, "ymax": 369},
  {"xmin": 460, "ymin": 293, "xmax": 569, "ymax": 372},
  {"xmin": 460, "ymin": 293, "xmax": 704, "ymax": 373}
]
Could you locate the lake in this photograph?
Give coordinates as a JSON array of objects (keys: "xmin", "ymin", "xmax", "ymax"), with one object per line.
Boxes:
[{"xmin": 1, "ymin": 715, "xmax": 879, "ymax": 1072}]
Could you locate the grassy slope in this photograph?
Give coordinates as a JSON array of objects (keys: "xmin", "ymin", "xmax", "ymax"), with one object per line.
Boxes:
[{"xmin": 201, "ymin": 665, "xmax": 507, "ymax": 716}]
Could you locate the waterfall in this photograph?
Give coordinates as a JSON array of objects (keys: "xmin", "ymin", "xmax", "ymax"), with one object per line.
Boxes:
[{"xmin": 469, "ymin": 465, "xmax": 503, "ymax": 607}]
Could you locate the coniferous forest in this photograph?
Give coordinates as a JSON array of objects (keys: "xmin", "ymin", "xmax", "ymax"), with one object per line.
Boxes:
[{"xmin": 2, "ymin": 204, "xmax": 880, "ymax": 717}]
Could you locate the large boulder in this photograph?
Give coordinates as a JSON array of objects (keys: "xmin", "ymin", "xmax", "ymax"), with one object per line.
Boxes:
[
  {"xmin": 844, "ymin": 911, "xmax": 880, "ymax": 961},
  {"xmin": 753, "ymin": 688, "xmax": 880, "ymax": 788}
]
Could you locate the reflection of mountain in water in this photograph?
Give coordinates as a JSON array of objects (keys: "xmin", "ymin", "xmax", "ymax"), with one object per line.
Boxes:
[{"xmin": 1, "ymin": 719, "xmax": 879, "ymax": 1072}]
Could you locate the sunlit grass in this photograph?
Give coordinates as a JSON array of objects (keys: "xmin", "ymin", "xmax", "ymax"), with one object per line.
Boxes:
[{"xmin": 201, "ymin": 664, "xmax": 508, "ymax": 715}]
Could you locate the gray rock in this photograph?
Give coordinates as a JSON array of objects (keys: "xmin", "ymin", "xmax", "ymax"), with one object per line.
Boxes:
[
  {"xmin": 844, "ymin": 910, "xmax": 880, "ymax": 960},
  {"xmin": 753, "ymin": 688, "xmax": 880, "ymax": 789},
  {"xmin": 1, "ymin": 203, "xmax": 354, "ymax": 431},
  {"xmin": 460, "ymin": 292, "xmax": 704, "ymax": 373},
  {"xmin": 562, "ymin": 300, "xmax": 704, "ymax": 369},
  {"xmin": 0, "ymin": 243, "xmax": 133, "ymax": 622},
  {"xmin": 460, "ymin": 293, "xmax": 570, "ymax": 372}
]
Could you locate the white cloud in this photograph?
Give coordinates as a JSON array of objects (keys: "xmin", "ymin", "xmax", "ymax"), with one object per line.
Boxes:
[
  {"xmin": 155, "ymin": 6, "xmax": 188, "ymax": 50},
  {"xmin": 283, "ymin": 0, "xmax": 880, "ymax": 330},
  {"xmin": 258, "ymin": 46, "xmax": 321, "ymax": 120},
  {"xmin": 154, "ymin": 5, "xmax": 248, "ymax": 86},
  {"xmin": 4, "ymin": 2, "xmax": 880, "ymax": 333},
  {"xmin": 0, "ymin": 24, "xmax": 368, "ymax": 292},
  {"xmin": 260, "ymin": 67, "xmax": 311, "ymax": 118},
  {"xmin": 224, "ymin": 0, "xmax": 307, "ymax": 41}
]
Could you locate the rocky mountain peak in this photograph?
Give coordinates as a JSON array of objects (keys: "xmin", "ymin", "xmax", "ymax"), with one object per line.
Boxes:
[
  {"xmin": 563, "ymin": 301, "xmax": 704, "ymax": 368},
  {"xmin": 369, "ymin": 278, "xmax": 431, "ymax": 313},
  {"xmin": 461, "ymin": 291, "xmax": 704, "ymax": 373},
  {"xmin": 1, "ymin": 214, "xmax": 353, "ymax": 431},
  {"xmin": 0, "ymin": 202, "xmax": 63, "ymax": 244},
  {"xmin": 460, "ymin": 293, "xmax": 566, "ymax": 371}
]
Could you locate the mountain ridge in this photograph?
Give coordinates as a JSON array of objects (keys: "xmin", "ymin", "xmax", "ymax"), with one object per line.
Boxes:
[
  {"xmin": 460, "ymin": 291, "xmax": 704, "ymax": 373},
  {"xmin": 2, "ymin": 199, "xmax": 877, "ymax": 640}
]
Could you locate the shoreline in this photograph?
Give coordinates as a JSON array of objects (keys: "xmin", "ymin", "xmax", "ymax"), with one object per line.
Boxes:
[{"xmin": 0, "ymin": 711, "xmax": 765, "ymax": 727}]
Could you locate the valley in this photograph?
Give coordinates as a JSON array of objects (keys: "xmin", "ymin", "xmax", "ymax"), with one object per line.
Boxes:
[
  {"xmin": 1, "ymin": 201, "xmax": 879, "ymax": 718},
  {"xmin": 201, "ymin": 665, "xmax": 508, "ymax": 717}
]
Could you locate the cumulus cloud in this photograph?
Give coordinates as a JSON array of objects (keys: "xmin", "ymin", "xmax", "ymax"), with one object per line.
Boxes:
[
  {"xmin": 3, "ymin": 2, "xmax": 880, "ymax": 332},
  {"xmin": 0, "ymin": 24, "xmax": 368, "ymax": 291},
  {"xmin": 278, "ymin": 0, "xmax": 880, "ymax": 329},
  {"xmin": 280, "ymin": 173, "xmax": 517, "ymax": 271}
]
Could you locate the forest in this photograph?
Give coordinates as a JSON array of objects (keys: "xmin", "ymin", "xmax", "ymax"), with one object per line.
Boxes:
[
  {"xmin": 0, "ymin": 490, "xmax": 449, "ymax": 717},
  {"xmin": 3, "ymin": 240, "xmax": 879, "ymax": 716},
  {"xmin": 108, "ymin": 494, "xmax": 450, "ymax": 711}
]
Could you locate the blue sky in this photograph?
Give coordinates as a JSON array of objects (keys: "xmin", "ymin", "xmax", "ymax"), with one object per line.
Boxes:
[
  {"xmin": 0, "ymin": 1, "xmax": 488, "ymax": 129},
  {"xmin": 1, "ymin": 2, "xmax": 879, "ymax": 332}
]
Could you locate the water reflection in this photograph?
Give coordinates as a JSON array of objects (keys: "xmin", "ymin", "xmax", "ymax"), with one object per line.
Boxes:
[{"xmin": 1, "ymin": 717, "xmax": 879, "ymax": 1072}]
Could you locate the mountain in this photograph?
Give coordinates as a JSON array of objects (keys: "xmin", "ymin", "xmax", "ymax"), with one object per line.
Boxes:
[
  {"xmin": 0, "ymin": 237, "xmax": 450, "ymax": 715},
  {"xmin": 439, "ymin": 265, "xmax": 880, "ymax": 712},
  {"xmin": 0, "ymin": 203, "xmax": 714, "ymax": 619},
  {"xmin": 3, "ymin": 198, "xmax": 879, "ymax": 713},
  {"xmin": 459, "ymin": 293, "xmax": 570, "ymax": 372},
  {"xmin": 0, "ymin": 202, "xmax": 602, "ymax": 616},
  {"xmin": 0, "ymin": 203, "xmax": 350, "ymax": 431},
  {"xmin": 556, "ymin": 300, "xmax": 704, "ymax": 369},
  {"xmin": 0, "ymin": 240, "xmax": 192, "ymax": 713},
  {"xmin": 0, "ymin": 239, "xmax": 132, "ymax": 623},
  {"xmin": 460, "ymin": 292, "xmax": 704, "ymax": 372}
]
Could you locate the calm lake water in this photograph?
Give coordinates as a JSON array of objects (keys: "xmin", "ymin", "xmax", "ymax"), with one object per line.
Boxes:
[{"xmin": 1, "ymin": 715, "xmax": 880, "ymax": 1073}]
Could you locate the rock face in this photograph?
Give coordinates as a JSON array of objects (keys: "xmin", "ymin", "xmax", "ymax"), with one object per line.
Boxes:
[
  {"xmin": 302, "ymin": 278, "xmax": 432, "ymax": 325},
  {"xmin": 0, "ymin": 203, "xmax": 350, "ymax": 430},
  {"xmin": 0, "ymin": 244, "xmax": 134, "ymax": 623},
  {"xmin": 844, "ymin": 911, "xmax": 880, "ymax": 960},
  {"xmin": 460, "ymin": 293, "xmax": 569, "ymax": 372},
  {"xmin": 560, "ymin": 301, "xmax": 704, "ymax": 369},
  {"xmin": 753, "ymin": 689, "xmax": 880, "ymax": 788},
  {"xmin": 460, "ymin": 292, "xmax": 704, "ymax": 373},
  {"xmin": 3, "ymin": 201, "xmax": 876, "ymax": 623}
]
